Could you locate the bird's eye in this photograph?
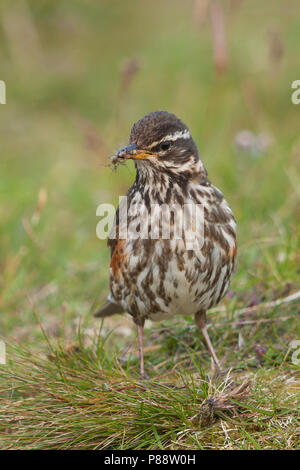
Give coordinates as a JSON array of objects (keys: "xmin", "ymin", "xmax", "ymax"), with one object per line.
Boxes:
[{"xmin": 160, "ymin": 141, "xmax": 171, "ymax": 151}]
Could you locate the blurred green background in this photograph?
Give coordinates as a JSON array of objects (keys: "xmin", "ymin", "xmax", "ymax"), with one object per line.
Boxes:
[{"xmin": 0, "ymin": 0, "xmax": 299, "ymax": 344}]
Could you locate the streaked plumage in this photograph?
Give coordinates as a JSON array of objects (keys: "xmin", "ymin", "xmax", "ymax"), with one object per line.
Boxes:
[{"xmin": 95, "ymin": 111, "xmax": 237, "ymax": 377}]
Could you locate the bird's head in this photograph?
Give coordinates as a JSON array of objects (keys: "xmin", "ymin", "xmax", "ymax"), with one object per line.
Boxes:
[{"xmin": 115, "ymin": 111, "xmax": 207, "ymax": 180}]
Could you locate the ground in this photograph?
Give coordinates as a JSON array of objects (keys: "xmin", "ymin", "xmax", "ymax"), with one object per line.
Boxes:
[{"xmin": 0, "ymin": 0, "xmax": 299, "ymax": 450}]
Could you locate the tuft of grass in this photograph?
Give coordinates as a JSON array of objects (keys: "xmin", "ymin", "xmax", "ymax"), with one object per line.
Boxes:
[{"xmin": 0, "ymin": 311, "xmax": 299, "ymax": 450}]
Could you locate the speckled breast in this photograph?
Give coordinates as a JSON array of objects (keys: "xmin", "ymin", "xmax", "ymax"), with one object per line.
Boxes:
[{"xmin": 109, "ymin": 181, "xmax": 237, "ymax": 324}]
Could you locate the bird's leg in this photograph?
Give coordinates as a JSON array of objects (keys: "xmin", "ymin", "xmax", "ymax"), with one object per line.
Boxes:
[
  {"xmin": 195, "ymin": 311, "xmax": 221, "ymax": 372},
  {"xmin": 137, "ymin": 322, "xmax": 148, "ymax": 379}
]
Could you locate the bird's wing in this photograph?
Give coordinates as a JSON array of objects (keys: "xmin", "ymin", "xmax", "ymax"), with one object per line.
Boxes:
[
  {"xmin": 94, "ymin": 204, "xmax": 125, "ymax": 318},
  {"xmin": 94, "ymin": 297, "xmax": 124, "ymax": 317}
]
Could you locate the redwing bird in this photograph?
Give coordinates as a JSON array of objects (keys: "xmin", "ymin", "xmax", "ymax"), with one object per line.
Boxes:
[{"xmin": 95, "ymin": 111, "xmax": 237, "ymax": 377}]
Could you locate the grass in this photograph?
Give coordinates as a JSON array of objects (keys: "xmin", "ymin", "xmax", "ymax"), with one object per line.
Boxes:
[
  {"xmin": 0, "ymin": 0, "xmax": 300, "ymax": 450},
  {"xmin": 1, "ymin": 310, "xmax": 299, "ymax": 450}
]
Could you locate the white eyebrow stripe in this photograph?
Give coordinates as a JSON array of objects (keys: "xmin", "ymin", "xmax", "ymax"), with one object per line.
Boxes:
[
  {"xmin": 148, "ymin": 129, "xmax": 191, "ymax": 148},
  {"xmin": 164, "ymin": 129, "xmax": 191, "ymax": 141}
]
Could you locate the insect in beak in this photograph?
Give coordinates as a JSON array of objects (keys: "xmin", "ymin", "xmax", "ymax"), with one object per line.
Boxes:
[{"xmin": 115, "ymin": 144, "xmax": 157, "ymax": 160}]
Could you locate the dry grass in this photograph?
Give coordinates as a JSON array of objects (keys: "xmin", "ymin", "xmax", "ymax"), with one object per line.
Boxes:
[{"xmin": 1, "ymin": 333, "xmax": 298, "ymax": 450}]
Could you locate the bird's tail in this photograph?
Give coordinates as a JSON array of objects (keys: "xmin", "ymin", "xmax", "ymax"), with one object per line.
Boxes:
[{"xmin": 93, "ymin": 299, "xmax": 124, "ymax": 318}]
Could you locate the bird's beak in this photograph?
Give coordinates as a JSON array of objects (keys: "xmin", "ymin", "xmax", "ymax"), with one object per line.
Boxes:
[{"xmin": 116, "ymin": 143, "xmax": 157, "ymax": 160}]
